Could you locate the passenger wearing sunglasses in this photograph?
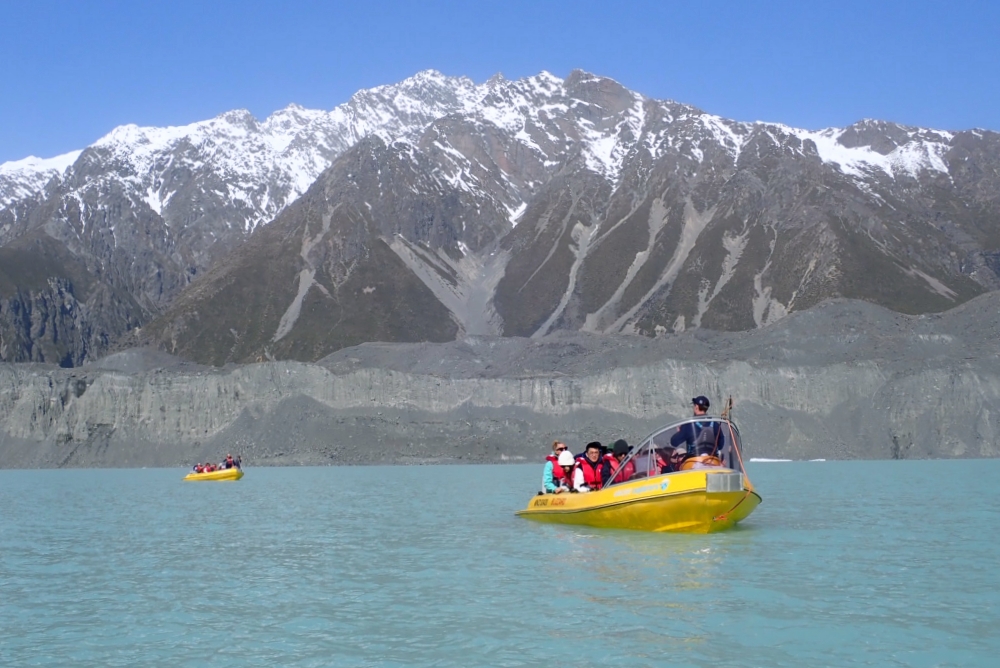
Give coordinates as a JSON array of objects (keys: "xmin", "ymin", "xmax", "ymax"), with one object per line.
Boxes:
[
  {"xmin": 665, "ymin": 446, "xmax": 689, "ymax": 473},
  {"xmin": 542, "ymin": 441, "xmax": 572, "ymax": 493}
]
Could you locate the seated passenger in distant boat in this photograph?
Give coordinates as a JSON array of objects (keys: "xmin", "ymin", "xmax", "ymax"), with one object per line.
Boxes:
[
  {"xmin": 193, "ymin": 463, "xmax": 203, "ymax": 473},
  {"xmin": 543, "ymin": 441, "xmax": 572, "ymax": 493}
]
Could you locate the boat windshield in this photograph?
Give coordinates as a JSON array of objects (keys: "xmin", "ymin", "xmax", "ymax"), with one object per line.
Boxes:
[{"xmin": 604, "ymin": 416, "xmax": 746, "ymax": 487}]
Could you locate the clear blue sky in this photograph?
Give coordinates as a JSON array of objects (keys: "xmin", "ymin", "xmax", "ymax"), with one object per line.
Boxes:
[{"xmin": 1, "ymin": 0, "xmax": 997, "ymax": 163}]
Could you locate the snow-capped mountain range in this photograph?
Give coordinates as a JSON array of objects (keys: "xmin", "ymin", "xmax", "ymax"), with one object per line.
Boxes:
[
  {"xmin": 0, "ymin": 71, "xmax": 962, "ymax": 222},
  {"xmin": 1, "ymin": 69, "xmax": 998, "ymax": 365}
]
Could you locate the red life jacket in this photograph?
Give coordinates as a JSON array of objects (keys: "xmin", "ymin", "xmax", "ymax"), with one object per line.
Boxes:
[
  {"xmin": 194, "ymin": 465, "xmax": 203, "ymax": 473},
  {"xmin": 576, "ymin": 456, "xmax": 604, "ymax": 490},
  {"xmin": 545, "ymin": 454, "xmax": 568, "ymax": 482},
  {"xmin": 606, "ymin": 454, "xmax": 635, "ymax": 484}
]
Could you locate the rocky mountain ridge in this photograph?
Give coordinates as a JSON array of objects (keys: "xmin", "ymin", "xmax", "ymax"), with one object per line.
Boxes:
[
  {"xmin": 2, "ymin": 70, "xmax": 999, "ymax": 366},
  {"xmin": 1, "ymin": 293, "xmax": 997, "ymax": 468}
]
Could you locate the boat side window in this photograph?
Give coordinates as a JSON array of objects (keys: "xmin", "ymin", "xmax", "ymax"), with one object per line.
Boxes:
[{"xmin": 604, "ymin": 438, "xmax": 652, "ymax": 487}]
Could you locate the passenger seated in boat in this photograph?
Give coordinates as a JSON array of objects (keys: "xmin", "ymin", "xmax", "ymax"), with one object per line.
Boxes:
[
  {"xmin": 629, "ymin": 446, "xmax": 668, "ymax": 479},
  {"xmin": 193, "ymin": 463, "xmax": 203, "ymax": 473},
  {"xmin": 224, "ymin": 454, "xmax": 235, "ymax": 469},
  {"xmin": 654, "ymin": 448, "xmax": 671, "ymax": 474},
  {"xmin": 574, "ymin": 442, "xmax": 605, "ymax": 492},
  {"xmin": 665, "ymin": 447, "xmax": 688, "ymax": 473},
  {"xmin": 556, "ymin": 451, "xmax": 576, "ymax": 492},
  {"xmin": 670, "ymin": 396, "xmax": 725, "ymax": 456},
  {"xmin": 543, "ymin": 442, "xmax": 572, "ymax": 493},
  {"xmin": 602, "ymin": 440, "xmax": 635, "ymax": 485}
]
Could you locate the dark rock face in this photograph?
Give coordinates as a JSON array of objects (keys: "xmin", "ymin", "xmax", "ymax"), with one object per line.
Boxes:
[
  {"xmin": 2, "ymin": 70, "xmax": 999, "ymax": 366},
  {"xmin": 2, "ymin": 294, "xmax": 998, "ymax": 467},
  {"xmin": 0, "ymin": 235, "xmax": 141, "ymax": 365}
]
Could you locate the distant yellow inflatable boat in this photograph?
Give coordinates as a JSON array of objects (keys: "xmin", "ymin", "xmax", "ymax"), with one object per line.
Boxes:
[
  {"xmin": 183, "ymin": 467, "xmax": 244, "ymax": 482},
  {"xmin": 517, "ymin": 417, "xmax": 761, "ymax": 533}
]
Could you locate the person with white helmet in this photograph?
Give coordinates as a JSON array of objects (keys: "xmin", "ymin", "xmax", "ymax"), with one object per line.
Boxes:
[{"xmin": 554, "ymin": 450, "xmax": 577, "ymax": 493}]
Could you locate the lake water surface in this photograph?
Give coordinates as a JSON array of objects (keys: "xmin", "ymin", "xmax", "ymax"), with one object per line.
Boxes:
[{"xmin": 1, "ymin": 461, "xmax": 998, "ymax": 667}]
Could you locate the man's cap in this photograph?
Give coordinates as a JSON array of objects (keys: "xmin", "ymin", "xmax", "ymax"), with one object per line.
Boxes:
[
  {"xmin": 692, "ymin": 396, "xmax": 711, "ymax": 409},
  {"xmin": 557, "ymin": 451, "xmax": 576, "ymax": 466},
  {"xmin": 612, "ymin": 439, "xmax": 631, "ymax": 456}
]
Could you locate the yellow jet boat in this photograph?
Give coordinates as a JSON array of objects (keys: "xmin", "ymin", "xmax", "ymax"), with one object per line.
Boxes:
[
  {"xmin": 517, "ymin": 416, "xmax": 761, "ymax": 533},
  {"xmin": 183, "ymin": 467, "xmax": 244, "ymax": 482}
]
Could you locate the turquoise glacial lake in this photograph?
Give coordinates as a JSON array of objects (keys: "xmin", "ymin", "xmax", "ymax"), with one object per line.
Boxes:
[{"xmin": 1, "ymin": 461, "xmax": 998, "ymax": 667}]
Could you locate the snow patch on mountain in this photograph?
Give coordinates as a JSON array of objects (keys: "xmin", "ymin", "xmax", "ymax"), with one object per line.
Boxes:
[
  {"xmin": 0, "ymin": 151, "xmax": 81, "ymax": 174},
  {"xmin": 789, "ymin": 126, "xmax": 952, "ymax": 179},
  {"xmin": 0, "ymin": 150, "xmax": 81, "ymax": 207}
]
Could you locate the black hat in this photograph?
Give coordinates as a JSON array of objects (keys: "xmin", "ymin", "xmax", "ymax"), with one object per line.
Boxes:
[
  {"xmin": 692, "ymin": 396, "xmax": 710, "ymax": 410},
  {"xmin": 612, "ymin": 439, "xmax": 631, "ymax": 456}
]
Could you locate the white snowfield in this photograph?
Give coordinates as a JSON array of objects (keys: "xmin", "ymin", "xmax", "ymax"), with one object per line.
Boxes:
[
  {"xmin": 0, "ymin": 69, "xmax": 967, "ymax": 232},
  {"xmin": 0, "ymin": 150, "xmax": 82, "ymax": 207}
]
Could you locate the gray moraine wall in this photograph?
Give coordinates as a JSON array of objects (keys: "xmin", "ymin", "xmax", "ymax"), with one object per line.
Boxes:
[{"xmin": 1, "ymin": 296, "xmax": 999, "ymax": 468}]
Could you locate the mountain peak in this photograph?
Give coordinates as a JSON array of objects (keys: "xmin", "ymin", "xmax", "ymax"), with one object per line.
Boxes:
[
  {"xmin": 3, "ymin": 68, "xmax": 1000, "ymax": 368},
  {"xmin": 0, "ymin": 150, "xmax": 82, "ymax": 175}
]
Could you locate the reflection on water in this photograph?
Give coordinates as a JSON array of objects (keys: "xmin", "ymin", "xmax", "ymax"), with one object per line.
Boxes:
[
  {"xmin": 1, "ymin": 461, "xmax": 998, "ymax": 667},
  {"xmin": 545, "ymin": 522, "xmax": 760, "ymax": 653}
]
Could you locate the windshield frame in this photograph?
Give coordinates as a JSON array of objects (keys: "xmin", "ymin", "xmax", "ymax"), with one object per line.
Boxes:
[{"xmin": 604, "ymin": 416, "xmax": 745, "ymax": 487}]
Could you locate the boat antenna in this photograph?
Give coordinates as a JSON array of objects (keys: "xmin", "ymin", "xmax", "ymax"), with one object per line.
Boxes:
[
  {"xmin": 721, "ymin": 395, "xmax": 734, "ymax": 421},
  {"xmin": 721, "ymin": 394, "xmax": 753, "ymax": 483},
  {"xmin": 709, "ymin": 395, "xmax": 736, "ymax": 460},
  {"xmin": 711, "ymin": 394, "xmax": 757, "ymax": 524}
]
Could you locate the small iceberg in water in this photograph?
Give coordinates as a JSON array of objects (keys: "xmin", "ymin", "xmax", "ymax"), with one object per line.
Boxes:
[{"xmin": 748, "ymin": 458, "xmax": 827, "ymax": 463}]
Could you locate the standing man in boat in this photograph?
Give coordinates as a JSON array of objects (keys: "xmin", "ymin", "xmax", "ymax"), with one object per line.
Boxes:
[{"xmin": 670, "ymin": 396, "xmax": 726, "ymax": 456}]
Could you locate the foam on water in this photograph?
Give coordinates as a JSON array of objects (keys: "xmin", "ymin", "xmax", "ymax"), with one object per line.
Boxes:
[{"xmin": 1, "ymin": 461, "xmax": 997, "ymax": 666}]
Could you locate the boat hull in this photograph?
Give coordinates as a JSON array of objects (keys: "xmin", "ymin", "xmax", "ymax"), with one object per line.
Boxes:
[
  {"xmin": 517, "ymin": 469, "xmax": 760, "ymax": 533},
  {"xmin": 183, "ymin": 468, "xmax": 244, "ymax": 482}
]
